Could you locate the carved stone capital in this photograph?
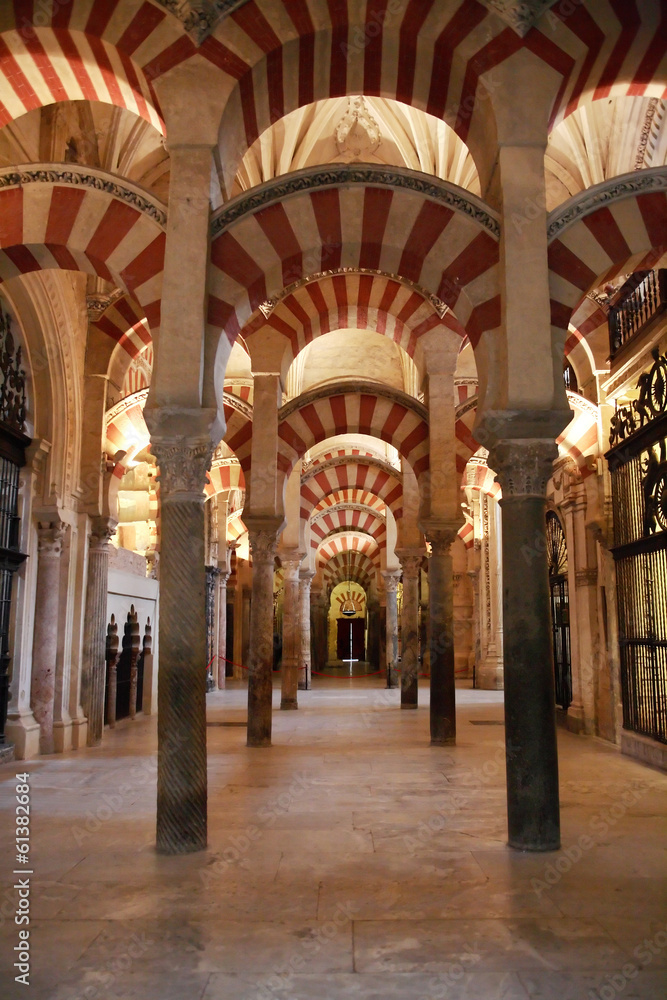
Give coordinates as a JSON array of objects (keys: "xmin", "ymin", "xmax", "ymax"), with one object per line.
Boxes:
[
  {"xmin": 489, "ymin": 440, "xmax": 557, "ymax": 499},
  {"xmin": 280, "ymin": 552, "xmax": 304, "ymax": 580},
  {"xmin": 246, "ymin": 516, "xmax": 283, "ymax": 566},
  {"xmin": 152, "ymin": 439, "xmax": 214, "ymax": 502},
  {"xmin": 89, "ymin": 516, "xmax": 117, "ymax": 549},
  {"xmin": 395, "ymin": 549, "xmax": 423, "ymax": 578},
  {"xmin": 575, "ymin": 568, "xmax": 598, "ymax": 588},
  {"xmin": 381, "ymin": 570, "xmax": 401, "ymax": 594},
  {"xmin": 37, "ymin": 520, "xmax": 66, "ymax": 557},
  {"xmin": 421, "ymin": 519, "xmax": 460, "ymax": 555}
]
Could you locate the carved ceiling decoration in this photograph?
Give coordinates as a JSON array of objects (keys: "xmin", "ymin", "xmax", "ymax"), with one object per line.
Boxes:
[
  {"xmin": 334, "ymin": 97, "xmax": 382, "ymax": 160},
  {"xmin": 479, "ymin": 0, "xmax": 559, "ymax": 36},
  {"xmin": 152, "ymin": 0, "xmax": 249, "ymax": 45}
]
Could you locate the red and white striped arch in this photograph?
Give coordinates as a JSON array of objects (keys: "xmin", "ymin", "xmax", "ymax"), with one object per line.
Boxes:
[
  {"xmin": 205, "ymin": 457, "xmax": 245, "ymax": 498},
  {"xmin": 548, "ymin": 172, "xmax": 667, "ymax": 354},
  {"xmin": 556, "ymin": 392, "xmax": 601, "ymax": 480},
  {"xmin": 547, "ymin": 0, "xmax": 667, "ymax": 129},
  {"xmin": 209, "ymin": 171, "xmax": 500, "ymax": 356},
  {"xmin": 333, "ymin": 584, "xmax": 366, "ymax": 614},
  {"xmin": 310, "ymin": 488, "xmax": 386, "ymax": 520},
  {"xmin": 104, "ymin": 388, "xmax": 150, "ymax": 460},
  {"xmin": 321, "ymin": 546, "xmax": 377, "ymax": 591},
  {"xmin": 91, "ymin": 291, "xmax": 152, "ymax": 359},
  {"xmin": 221, "ymin": 392, "xmax": 253, "ymax": 471},
  {"xmin": 317, "ymin": 532, "xmax": 380, "ymax": 570},
  {"xmin": 465, "ymin": 458, "xmax": 501, "ymax": 500},
  {"xmin": 454, "ymin": 397, "xmax": 481, "ymax": 476},
  {"xmin": 301, "ymin": 461, "xmax": 402, "ymax": 521},
  {"xmin": 309, "ymin": 507, "xmax": 387, "ymax": 551},
  {"xmin": 244, "ymin": 271, "xmax": 461, "ymax": 366},
  {"xmin": 458, "ymin": 518, "xmax": 474, "ymax": 550},
  {"xmin": 122, "ymin": 344, "xmax": 153, "ymax": 397},
  {"xmin": 0, "ymin": 171, "xmax": 165, "ymax": 333},
  {"xmin": 278, "ymin": 386, "xmax": 429, "ymax": 481}
]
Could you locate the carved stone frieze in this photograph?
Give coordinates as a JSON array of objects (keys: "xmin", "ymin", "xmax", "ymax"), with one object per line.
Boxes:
[
  {"xmin": 548, "ymin": 168, "xmax": 667, "ymax": 241},
  {"xmin": 152, "ymin": 440, "xmax": 214, "ymax": 501},
  {"xmin": 211, "ymin": 164, "xmax": 499, "ymax": 239},
  {"xmin": 489, "ymin": 440, "xmax": 557, "ymax": 498},
  {"xmin": 0, "ymin": 165, "xmax": 167, "ymax": 227}
]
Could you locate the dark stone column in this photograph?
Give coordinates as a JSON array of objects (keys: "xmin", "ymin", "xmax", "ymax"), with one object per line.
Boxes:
[
  {"xmin": 382, "ymin": 571, "xmax": 400, "ymax": 688},
  {"xmin": 490, "ymin": 439, "xmax": 560, "ymax": 852},
  {"xmin": 396, "ymin": 550, "xmax": 422, "ymax": 708},
  {"xmin": 80, "ymin": 517, "xmax": 116, "ymax": 746},
  {"xmin": 246, "ymin": 518, "xmax": 282, "ymax": 746},
  {"xmin": 298, "ymin": 569, "xmax": 314, "ymax": 689},
  {"xmin": 423, "ymin": 523, "xmax": 458, "ymax": 745},
  {"xmin": 280, "ymin": 554, "xmax": 302, "ymax": 710},
  {"xmin": 151, "ymin": 438, "xmax": 212, "ymax": 855}
]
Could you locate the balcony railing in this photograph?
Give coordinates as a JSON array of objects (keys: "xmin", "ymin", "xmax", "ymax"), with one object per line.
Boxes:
[{"xmin": 609, "ymin": 269, "xmax": 667, "ymax": 359}]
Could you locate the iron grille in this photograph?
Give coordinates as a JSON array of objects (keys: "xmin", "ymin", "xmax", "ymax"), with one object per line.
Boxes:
[
  {"xmin": 607, "ymin": 349, "xmax": 667, "ymax": 745},
  {"xmin": 546, "ymin": 511, "xmax": 572, "ymax": 711}
]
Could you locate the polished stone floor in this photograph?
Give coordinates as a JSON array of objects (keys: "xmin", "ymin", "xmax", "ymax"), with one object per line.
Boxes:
[{"xmin": 1, "ymin": 678, "xmax": 666, "ymax": 1000}]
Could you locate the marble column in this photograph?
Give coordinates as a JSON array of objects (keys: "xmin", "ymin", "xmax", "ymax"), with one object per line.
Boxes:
[
  {"xmin": 151, "ymin": 439, "xmax": 212, "ymax": 855},
  {"xmin": 382, "ymin": 570, "xmax": 400, "ymax": 688},
  {"xmin": 81, "ymin": 516, "xmax": 117, "ymax": 747},
  {"xmin": 490, "ymin": 439, "xmax": 560, "ymax": 852},
  {"xmin": 366, "ymin": 595, "xmax": 380, "ymax": 670},
  {"xmin": 423, "ymin": 523, "xmax": 458, "ymax": 745},
  {"xmin": 246, "ymin": 519, "xmax": 282, "ymax": 746},
  {"xmin": 298, "ymin": 569, "xmax": 314, "ymax": 689},
  {"xmin": 31, "ymin": 520, "xmax": 65, "ymax": 755},
  {"xmin": 216, "ymin": 570, "xmax": 230, "ymax": 689},
  {"xmin": 477, "ymin": 494, "xmax": 505, "ymax": 690},
  {"xmin": 396, "ymin": 551, "xmax": 422, "ymax": 708},
  {"xmin": 280, "ymin": 554, "xmax": 302, "ymax": 710}
]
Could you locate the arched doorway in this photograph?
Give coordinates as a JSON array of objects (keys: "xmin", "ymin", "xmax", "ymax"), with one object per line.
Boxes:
[{"xmin": 546, "ymin": 511, "xmax": 572, "ymax": 711}]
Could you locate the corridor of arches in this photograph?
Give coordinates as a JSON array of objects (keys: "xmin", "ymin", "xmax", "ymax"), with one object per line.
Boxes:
[{"xmin": 0, "ymin": 0, "xmax": 666, "ymax": 995}]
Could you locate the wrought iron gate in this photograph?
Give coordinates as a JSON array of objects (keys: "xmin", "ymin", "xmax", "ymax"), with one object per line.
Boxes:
[
  {"xmin": 607, "ymin": 348, "xmax": 667, "ymax": 745},
  {"xmin": 546, "ymin": 511, "xmax": 572, "ymax": 710}
]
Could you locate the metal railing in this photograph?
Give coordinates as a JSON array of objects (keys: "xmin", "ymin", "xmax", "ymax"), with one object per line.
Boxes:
[{"xmin": 609, "ymin": 269, "xmax": 667, "ymax": 358}]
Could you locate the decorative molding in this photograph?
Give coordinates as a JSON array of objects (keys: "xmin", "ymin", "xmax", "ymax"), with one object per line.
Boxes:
[
  {"xmin": 575, "ymin": 568, "xmax": 598, "ymax": 587},
  {"xmin": 255, "ymin": 266, "xmax": 450, "ymax": 322},
  {"xmin": 280, "ymin": 379, "xmax": 428, "ymax": 424},
  {"xmin": 489, "ymin": 440, "xmax": 557, "ymax": 497},
  {"xmin": 106, "ymin": 388, "xmax": 150, "ymax": 426},
  {"xmin": 301, "ymin": 452, "xmax": 402, "ymax": 485},
  {"xmin": 152, "ymin": 0, "xmax": 249, "ymax": 44},
  {"xmin": 211, "ymin": 164, "xmax": 499, "ymax": 239},
  {"xmin": 311, "ymin": 503, "xmax": 386, "ymax": 525},
  {"xmin": 547, "ymin": 168, "xmax": 667, "ymax": 241},
  {"xmin": 335, "ymin": 96, "xmax": 382, "ymax": 159},
  {"xmin": 479, "ymin": 0, "xmax": 559, "ymax": 36},
  {"xmin": 635, "ymin": 98, "xmax": 661, "ymax": 170},
  {"xmin": 87, "ymin": 288, "xmax": 125, "ymax": 321},
  {"xmin": 222, "ymin": 389, "xmax": 253, "ymax": 421},
  {"xmin": 0, "ymin": 165, "xmax": 167, "ymax": 228},
  {"xmin": 152, "ymin": 440, "xmax": 214, "ymax": 500},
  {"xmin": 36, "ymin": 520, "xmax": 66, "ymax": 557}
]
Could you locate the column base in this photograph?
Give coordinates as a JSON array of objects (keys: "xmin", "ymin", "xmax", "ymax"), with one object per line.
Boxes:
[
  {"xmin": 280, "ymin": 698, "xmax": 298, "ymax": 710},
  {"xmin": 431, "ymin": 736, "xmax": 456, "ymax": 746},
  {"xmin": 400, "ymin": 703, "xmax": 418, "ymax": 710},
  {"xmin": 70, "ymin": 716, "xmax": 88, "ymax": 749},
  {"xmin": 508, "ymin": 837, "xmax": 561, "ymax": 853},
  {"xmin": 5, "ymin": 712, "xmax": 41, "ymax": 760},
  {"xmin": 52, "ymin": 719, "xmax": 73, "ymax": 753},
  {"xmin": 0, "ymin": 742, "xmax": 15, "ymax": 764},
  {"xmin": 247, "ymin": 736, "xmax": 272, "ymax": 748},
  {"xmin": 156, "ymin": 837, "xmax": 207, "ymax": 856}
]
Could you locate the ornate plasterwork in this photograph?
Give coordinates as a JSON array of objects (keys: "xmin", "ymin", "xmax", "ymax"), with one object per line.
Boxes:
[
  {"xmin": 222, "ymin": 389, "xmax": 253, "ymax": 420},
  {"xmin": 211, "ymin": 164, "xmax": 499, "ymax": 239},
  {"xmin": 255, "ymin": 266, "xmax": 450, "ymax": 322},
  {"xmin": 479, "ymin": 0, "xmax": 559, "ymax": 36},
  {"xmin": 335, "ymin": 97, "xmax": 382, "ymax": 159},
  {"xmin": 547, "ymin": 167, "xmax": 667, "ymax": 241},
  {"xmin": 635, "ymin": 98, "xmax": 661, "ymax": 170},
  {"xmin": 0, "ymin": 165, "xmax": 167, "ymax": 228},
  {"xmin": 152, "ymin": 0, "xmax": 249, "ymax": 44},
  {"xmin": 87, "ymin": 288, "xmax": 125, "ymax": 321}
]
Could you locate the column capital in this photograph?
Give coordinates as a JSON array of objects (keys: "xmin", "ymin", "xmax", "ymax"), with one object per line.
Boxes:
[
  {"xmin": 489, "ymin": 439, "xmax": 557, "ymax": 499},
  {"xmin": 36, "ymin": 519, "xmax": 66, "ymax": 556},
  {"xmin": 299, "ymin": 568, "xmax": 315, "ymax": 584},
  {"xmin": 395, "ymin": 548, "xmax": 423, "ymax": 578},
  {"xmin": 89, "ymin": 515, "xmax": 117, "ymax": 549},
  {"xmin": 152, "ymin": 438, "xmax": 214, "ymax": 502},
  {"xmin": 246, "ymin": 516, "xmax": 283, "ymax": 565},
  {"xmin": 420, "ymin": 518, "xmax": 460, "ymax": 554},
  {"xmin": 381, "ymin": 569, "xmax": 401, "ymax": 593},
  {"xmin": 279, "ymin": 549, "xmax": 304, "ymax": 579}
]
